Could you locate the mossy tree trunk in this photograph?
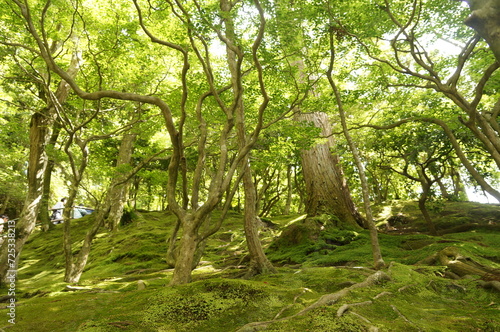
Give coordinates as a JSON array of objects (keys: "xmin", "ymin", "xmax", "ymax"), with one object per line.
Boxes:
[
  {"xmin": 38, "ymin": 122, "xmax": 62, "ymax": 232},
  {"xmin": 169, "ymin": 213, "xmax": 201, "ymax": 285},
  {"xmin": 0, "ymin": 109, "xmax": 54, "ymax": 284},
  {"xmin": 297, "ymin": 112, "xmax": 363, "ymax": 228},
  {"xmin": 105, "ymin": 132, "xmax": 137, "ymax": 231},
  {"xmin": 417, "ymin": 172, "xmax": 437, "ymax": 236},
  {"xmin": 0, "ymin": 50, "xmax": 79, "ymax": 283},
  {"xmin": 241, "ymin": 161, "xmax": 276, "ymax": 278}
]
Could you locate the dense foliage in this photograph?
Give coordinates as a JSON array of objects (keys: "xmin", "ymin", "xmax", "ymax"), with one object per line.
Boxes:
[{"xmin": 0, "ymin": 0, "xmax": 499, "ymax": 325}]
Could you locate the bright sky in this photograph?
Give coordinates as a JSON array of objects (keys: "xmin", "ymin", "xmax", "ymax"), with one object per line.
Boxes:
[{"xmin": 466, "ymin": 187, "xmax": 497, "ymax": 204}]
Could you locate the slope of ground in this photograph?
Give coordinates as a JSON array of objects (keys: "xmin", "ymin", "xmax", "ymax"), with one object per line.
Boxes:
[{"xmin": 1, "ymin": 201, "xmax": 499, "ymax": 331}]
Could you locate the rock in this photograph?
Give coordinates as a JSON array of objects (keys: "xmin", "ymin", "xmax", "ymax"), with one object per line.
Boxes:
[{"xmin": 137, "ymin": 280, "xmax": 147, "ymax": 290}]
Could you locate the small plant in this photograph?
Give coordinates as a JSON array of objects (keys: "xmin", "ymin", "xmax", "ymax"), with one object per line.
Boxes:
[{"xmin": 428, "ymin": 196, "xmax": 446, "ymax": 213}]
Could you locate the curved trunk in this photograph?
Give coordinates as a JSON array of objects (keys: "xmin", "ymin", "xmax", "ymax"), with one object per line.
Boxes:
[
  {"xmin": 166, "ymin": 218, "xmax": 181, "ymax": 267},
  {"xmin": 450, "ymin": 166, "xmax": 468, "ymax": 201},
  {"xmin": 64, "ymin": 211, "xmax": 106, "ymax": 283},
  {"xmin": 418, "ymin": 177, "xmax": 437, "ymax": 236},
  {"xmin": 326, "ymin": 41, "xmax": 385, "ymax": 269},
  {"xmin": 283, "ymin": 165, "xmax": 293, "ymax": 215},
  {"xmin": 241, "ymin": 161, "xmax": 276, "ymax": 278},
  {"xmin": 169, "ymin": 213, "xmax": 199, "ymax": 285},
  {"xmin": 39, "ymin": 123, "xmax": 61, "ymax": 232}
]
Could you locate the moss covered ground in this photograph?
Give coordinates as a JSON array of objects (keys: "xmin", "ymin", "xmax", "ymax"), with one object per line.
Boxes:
[{"xmin": 1, "ymin": 201, "xmax": 499, "ymax": 331}]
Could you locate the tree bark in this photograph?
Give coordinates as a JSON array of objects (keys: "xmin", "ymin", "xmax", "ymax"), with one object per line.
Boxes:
[
  {"xmin": 326, "ymin": 38, "xmax": 385, "ymax": 268},
  {"xmin": 0, "ymin": 109, "xmax": 53, "ymax": 284},
  {"xmin": 106, "ymin": 132, "xmax": 137, "ymax": 231},
  {"xmin": 241, "ymin": 161, "xmax": 277, "ymax": 278},
  {"xmin": 169, "ymin": 213, "xmax": 200, "ymax": 285},
  {"xmin": 0, "ymin": 49, "xmax": 79, "ymax": 283},
  {"xmin": 450, "ymin": 166, "xmax": 468, "ymax": 201},
  {"xmin": 283, "ymin": 165, "xmax": 293, "ymax": 215},
  {"xmin": 62, "ymin": 134, "xmax": 89, "ymax": 282},
  {"xmin": 221, "ymin": 0, "xmax": 275, "ymax": 278},
  {"xmin": 296, "ymin": 112, "xmax": 363, "ymax": 228},
  {"xmin": 38, "ymin": 123, "xmax": 61, "ymax": 232},
  {"xmin": 463, "ymin": 0, "xmax": 500, "ymax": 63},
  {"xmin": 418, "ymin": 180, "xmax": 437, "ymax": 236}
]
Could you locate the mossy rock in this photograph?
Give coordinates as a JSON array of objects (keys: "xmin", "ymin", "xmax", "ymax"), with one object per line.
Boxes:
[
  {"xmin": 141, "ymin": 278, "xmax": 294, "ymax": 331},
  {"xmin": 266, "ymin": 218, "xmax": 362, "ymax": 265}
]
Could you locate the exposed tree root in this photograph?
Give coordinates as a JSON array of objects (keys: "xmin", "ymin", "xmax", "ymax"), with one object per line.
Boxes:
[
  {"xmin": 336, "ymin": 300, "xmax": 372, "ymax": 317},
  {"xmin": 436, "ymin": 223, "xmax": 500, "ymax": 236},
  {"xmin": 350, "ymin": 312, "xmax": 381, "ymax": 331},
  {"xmin": 235, "ymin": 271, "xmax": 391, "ymax": 332},
  {"xmin": 273, "ymin": 290, "xmax": 309, "ymax": 320},
  {"xmin": 391, "ymin": 305, "xmax": 423, "ymax": 331},
  {"xmin": 416, "ymin": 246, "xmax": 500, "ymax": 292},
  {"xmin": 373, "ymin": 291, "xmax": 392, "ymax": 299},
  {"xmin": 478, "ymin": 280, "xmax": 500, "ymax": 292}
]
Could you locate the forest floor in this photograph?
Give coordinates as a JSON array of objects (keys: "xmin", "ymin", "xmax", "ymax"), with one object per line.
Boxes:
[{"xmin": 1, "ymin": 200, "xmax": 499, "ymax": 331}]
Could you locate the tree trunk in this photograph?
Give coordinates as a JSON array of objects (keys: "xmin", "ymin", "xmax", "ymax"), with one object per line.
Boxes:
[
  {"xmin": 166, "ymin": 218, "xmax": 181, "ymax": 267},
  {"xmin": 283, "ymin": 165, "xmax": 293, "ymax": 215},
  {"xmin": 450, "ymin": 166, "xmax": 468, "ymax": 201},
  {"xmin": 106, "ymin": 132, "xmax": 136, "ymax": 231},
  {"xmin": 223, "ymin": 0, "xmax": 275, "ymax": 278},
  {"xmin": 241, "ymin": 161, "xmax": 276, "ymax": 278},
  {"xmin": 65, "ymin": 207, "xmax": 106, "ymax": 283},
  {"xmin": 38, "ymin": 123, "xmax": 61, "ymax": 232},
  {"xmin": 0, "ymin": 195, "xmax": 9, "ymax": 215},
  {"xmin": 0, "ymin": 110, "xmax": 53, "ymax": 283},
  {"xmin": 169, "ymin": 213, "xmax": 200, "ymax": 285},
  {"xmin": 297, "ymin": 112, "xmax": 363, "ymax": 228},
  {"xmin": 0, "ymin": 48, "xmax": 79, "ymax": 283},
  {"xmin": 63, "ymin": 175, "xmax": 84, "ymax": 282},
  {"xmin": 327, "ymin": 51, "xmax": 385, "ymax": 268},
  {"xmin": 417, "ymin": 175, "xmax": 437, "ymax": 236},
  {"xmin": 463, "ymin": 0, "xmax": 500, "ymax": 63}
]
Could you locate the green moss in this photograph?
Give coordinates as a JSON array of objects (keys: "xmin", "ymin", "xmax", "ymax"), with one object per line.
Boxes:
[
  {"xmin": 266, "ymin": 218, "xmax": 367, "ymax": 266},
  {"xmin": 9, "ymin": 203, "xmax": 500, "ymax": 332},
  {"xmin": 141, "ymin": 278, "xmax": 295, "ymax": 331},
  {"xmin": 266, "ymin": 307, "xmax": 366, "ymax": 331}
]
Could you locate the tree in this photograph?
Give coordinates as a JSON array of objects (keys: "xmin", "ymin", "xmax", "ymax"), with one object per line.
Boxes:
[
  {"xmin": 346, "ymin": 0, "xmax": 500, "ymax": 201},
  {"xmin": 326, "ymin": 26, "xmax": 385, "ymax": 268},
  {"xmin": 296, "ymin": 112, "xmax": 364, "ymax": 228},
  {"xmin": 3, "ymin": 0, "xmax": 304, "ymax": 285},
  {"xmin": 462, "ymin": 0, "xmax": 500, "ymax": 62},
  {"xmin": 0, "ymin": 44, "xmax": 79, "ymax": 283}
]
